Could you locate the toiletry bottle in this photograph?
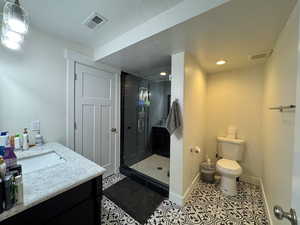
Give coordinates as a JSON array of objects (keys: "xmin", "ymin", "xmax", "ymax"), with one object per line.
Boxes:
[
  {"xmin": 9, "ymin": 136, "xmax": 15, "ymax": 148},
  {"xmin": 35, "ymin": 131, "xmax": 44, "ymax": 146},
  {"xmin": 3, "ymin": 147, "xmax": 17, "ymax": 169},
  {"xmin": 14, "ymin": 175, "xmax": 23, "ymax": 205},
  {"xmin": 0, "ymin": 178, "xmax": 4, "ymax": 213},
  {"xmin": 14, "ymin": 134, "xmax": 21, "ymax": 150},
  {"xmin": 0, "ymin": 157, "xmax": 6, "ymax": 179},
  {"xmin": 7, "ymin": 164, "xmax": 22, "ymax": 177},
  {"xmin": 4, "ymin": 175, "xmax": 14, "ymax": 210},
  {"xmin": 0, "ymin": 146, "xmax": 5, "ymax": 156},
  {"xmin": 0, "ymin": 132, "xmax": 9, "ymax": 147},
  {"xmin": 23, "ymin": 128, "xmax": 29, "ymax": 150}
]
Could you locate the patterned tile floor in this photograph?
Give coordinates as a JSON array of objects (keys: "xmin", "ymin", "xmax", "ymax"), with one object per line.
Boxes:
[{"xmin": 102, "ymin": 174, "xmax": 269, "ymax": 225}]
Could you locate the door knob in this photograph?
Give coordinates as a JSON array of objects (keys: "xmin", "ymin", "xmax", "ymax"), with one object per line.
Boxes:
[
  {"xmin": 274, "ymin": 205, "xmax": 298, "ymax": 225},
  {"xmin": 111, "ymin": 128, "xmax": 117, "ymax": 133}
]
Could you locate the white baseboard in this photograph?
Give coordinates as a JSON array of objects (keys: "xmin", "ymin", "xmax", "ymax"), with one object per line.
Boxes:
[
  {"xmin": 169, "ymin": 173, "xmax": 200, "ymax": 207},
  {"xmin": 183, "ymin": 173, "xmax": 200, "ymax": 202},
  {"xmin": 169, "ymin": 191, "xmax": 184, "ymax": 206},
  {"xmin": 260, "ymin": 178, "xmax": 273, "ymax": 225}
]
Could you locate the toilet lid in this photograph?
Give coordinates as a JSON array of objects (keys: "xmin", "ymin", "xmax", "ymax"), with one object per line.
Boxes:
[{"xmin": 217, "ymin": 159, "xmax": 242, "ymax": 173}]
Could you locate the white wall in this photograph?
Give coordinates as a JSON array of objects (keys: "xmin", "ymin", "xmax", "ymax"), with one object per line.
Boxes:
[
  {"xmin": 206, "ymin": 65, "xmax": 265, "ymax": 178},
  {"xmin": 183, "ymin": 53, "xmax": 207, "ymax": 192},
  {"xmin": 0, "ymin": 27, "xmax": 92, "ymax": 145},
  {"xmin": 169, "ymin": 52, "xmax": 185, "ymax": 205},
  {"xmin": 169, "ymin": 52, "xmax": 207, "ymax": 205},
  {"xmin": 262, "ymin": 3, "xmax": 299, "ymax": 224},
  {"xmin": 293, "ymin": 2, "xmax": 300, "ymax": 220}
]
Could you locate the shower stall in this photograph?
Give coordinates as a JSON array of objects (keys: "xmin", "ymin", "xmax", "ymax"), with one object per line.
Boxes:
[{"xmin": 120, "ymin": 72, "xmax": 171, "ymax": 195}]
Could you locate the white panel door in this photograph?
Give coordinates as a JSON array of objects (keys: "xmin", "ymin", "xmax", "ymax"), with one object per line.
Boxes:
[{"xmin": 75, "ymin": 63, "xmax": 116, "ymax": 176}]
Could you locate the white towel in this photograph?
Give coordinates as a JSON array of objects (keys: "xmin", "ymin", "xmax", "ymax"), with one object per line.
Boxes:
[{"xmin": 166, "ymin": 100, "xmax": 182, "ymax": 135}]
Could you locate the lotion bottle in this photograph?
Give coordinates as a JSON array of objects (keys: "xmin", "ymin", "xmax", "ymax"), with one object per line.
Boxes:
[
  {"xmin": 22, "ymin": 129, "xmax": 29, "ymax": 150},
  {"xmin": 14, "ymin": 175, "xmax": 23, "ymax": 205},
  {"xmin": 0, "ymin": 157, "xmax": 6, "ymax": 179},
  {"xmin": 14, "ymin": 134, "xmax": 21, "ymax": 150}
]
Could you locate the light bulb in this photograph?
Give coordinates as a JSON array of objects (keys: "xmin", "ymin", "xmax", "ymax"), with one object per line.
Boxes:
[
  {"xmin": 1, "ymin": 37, "xmax": 21, "ymax": 50},
  {"xmin": 7, "ymin": 18, "xmax": 27, "ymax": 34},
  {"xmin": 3, "ymin": 1, "xmax": 29, "ymax": 35},
  {"xmin": 4, "ymin": 29, "xmax": 24, "ymax": 43}
]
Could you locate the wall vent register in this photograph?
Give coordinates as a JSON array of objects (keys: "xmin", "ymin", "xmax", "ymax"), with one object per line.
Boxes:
[
  {"xmin": 83, "ymin": 12, "xmax": 107, "ymax": 30},
  {"xmin": 248, "ymin": 50, "xmax": 273, "ymax": 61}
]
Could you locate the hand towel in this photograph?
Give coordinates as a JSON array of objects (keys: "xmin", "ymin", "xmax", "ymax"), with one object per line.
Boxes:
[{"xmin": 166, "ymin": 100, "xmax": 181, "ymax": 135}]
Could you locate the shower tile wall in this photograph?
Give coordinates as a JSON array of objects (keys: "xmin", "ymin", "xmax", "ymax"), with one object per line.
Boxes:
[
  {"xmin": 123, "ymin": 74, "xmax": 150, "ymax": 166},
  {"xmin": 149, "ymin": 81, "xmax": 171, "ymax": 127},
  {"xmin": 122, "ymin": 73, "xmax": 171, "ymax": 167}
]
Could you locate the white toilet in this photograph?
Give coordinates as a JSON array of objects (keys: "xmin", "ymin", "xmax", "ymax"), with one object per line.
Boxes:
[{"xmin": 216, "ymin": 137, "xmax": 245, "ymax": 196}]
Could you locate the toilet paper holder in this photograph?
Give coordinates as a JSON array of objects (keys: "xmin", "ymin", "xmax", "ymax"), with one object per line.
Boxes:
[
  {"xmin": 269, "ymin": 105, "xmax": 296, "ymax": 112},
  {"xmin": 190, "ymin": 147, "xmax": 201, "ymax": 154}
]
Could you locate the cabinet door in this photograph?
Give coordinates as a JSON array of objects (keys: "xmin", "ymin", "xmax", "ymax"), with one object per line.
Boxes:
[{"xmin": 46, "ymin": 199, "xmax": 96, "ymax": 225}]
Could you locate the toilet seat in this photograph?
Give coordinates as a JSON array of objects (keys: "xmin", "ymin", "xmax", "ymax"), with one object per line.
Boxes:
[{"xmin": 217, "ymin": 159, "xmax": 242, "ymax": 176}]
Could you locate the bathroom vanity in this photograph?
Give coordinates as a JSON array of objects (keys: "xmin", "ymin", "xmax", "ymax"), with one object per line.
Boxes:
[
  {"xmin": 0, "ymin": 143, "xmax": 105, "ymax": 225},
  {"xmin": 151, "ymin": 125, "xmax": 170, "ymax": 157}
]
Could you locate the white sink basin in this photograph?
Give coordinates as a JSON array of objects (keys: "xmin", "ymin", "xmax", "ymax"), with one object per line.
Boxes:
[{"xmin": 19, "ymin": 151, "xmax": 66, "ymax": 174}]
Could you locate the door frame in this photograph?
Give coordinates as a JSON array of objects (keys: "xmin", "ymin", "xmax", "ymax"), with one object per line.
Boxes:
[{"xmin": 64, "ymin": 49, "xmax": 121, "ymax": 174}]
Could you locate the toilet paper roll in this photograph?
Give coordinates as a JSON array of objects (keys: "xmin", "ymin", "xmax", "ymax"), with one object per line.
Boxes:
[
  {"xmin": 227, "ymin": 126, "xmax": 237, "ymax": 139},
  {"xmin": 194, "ymin": 146, "xmax": 201, "ymax": 154}
]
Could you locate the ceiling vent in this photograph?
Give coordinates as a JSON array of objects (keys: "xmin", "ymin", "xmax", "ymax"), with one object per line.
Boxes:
[
  {"xmin": 83, "ymin": 12, "xmax": 107, "ymax": 30},
  {"xmin": 249, "ymin": 50, "xmax": 273, "ymax": 61}
]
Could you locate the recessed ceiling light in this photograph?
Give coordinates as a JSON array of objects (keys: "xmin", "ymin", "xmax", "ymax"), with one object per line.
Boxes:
[
  {"xmin": 160, "ymin": 72, "xmax": 167, "ymax": 76},
  {"xmin": 216, "ymin": 60, "xmax": 227, "ymax": 65}
]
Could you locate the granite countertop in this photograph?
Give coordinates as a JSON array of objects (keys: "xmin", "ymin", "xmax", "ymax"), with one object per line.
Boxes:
[{"xmin": 0, "ymin": 142, "xmax": 106, "ymax": 222}]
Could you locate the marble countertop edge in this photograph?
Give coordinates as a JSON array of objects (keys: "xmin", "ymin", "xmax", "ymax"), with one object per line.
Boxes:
[{"xmin": 0, "ymin": 142, "xmax": 106, "ymax": 222}]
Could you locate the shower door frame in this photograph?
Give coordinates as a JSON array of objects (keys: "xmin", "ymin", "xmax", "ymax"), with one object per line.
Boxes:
[{"xmin": 120, "ymin": 72, "xmax": 169, "ymax": 196}]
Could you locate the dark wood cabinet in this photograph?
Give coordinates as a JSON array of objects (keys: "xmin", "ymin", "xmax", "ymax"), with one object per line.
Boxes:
[
  {"xmin": 46, "ymin": 199, "xmax": 95, "ymax": 225},
  {"xmin": 151, "ymin": 127, "xmax": 170, "ymax": 157},
  {"xmin": 0, "ymin": 176, "xmax": 102, "ymax": 225}
]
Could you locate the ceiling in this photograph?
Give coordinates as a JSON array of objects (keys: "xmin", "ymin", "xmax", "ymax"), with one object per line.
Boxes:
[
  {"xmin": 0, "ymin": 0, "xmax": 184, "ymax": 48},
  {"xmin": 140, "ymin": 65, "xmax": 171, "ymax": 81},
  {"xmin": 99, "ymin": 0, "xmax": 297, "ymax": 75},
  {"xmin": 0, "ymin": 0, "xmax": 297, "ymax": 75}
]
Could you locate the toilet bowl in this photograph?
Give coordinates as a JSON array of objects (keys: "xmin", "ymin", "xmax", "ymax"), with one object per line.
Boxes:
[{"xmin": 216, "ymin": 159, "xmax": 242, "ymax": 196}]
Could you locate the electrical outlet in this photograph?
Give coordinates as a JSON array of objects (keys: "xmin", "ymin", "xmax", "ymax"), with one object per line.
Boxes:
[{"xmin": 31, "ymin": 120, "xmax": 40, "ymax": 131}]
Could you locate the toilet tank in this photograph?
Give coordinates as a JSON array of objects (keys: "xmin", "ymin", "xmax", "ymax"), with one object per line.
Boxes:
[{"xmin": 217, "ymin": 137, "xmax": 245, "ymax": 161}]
